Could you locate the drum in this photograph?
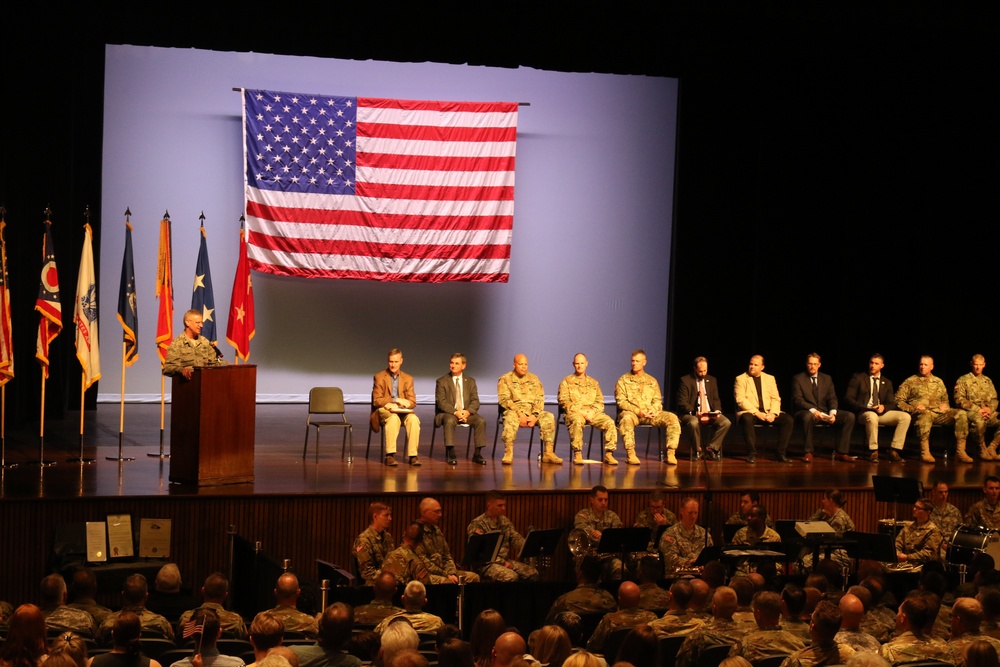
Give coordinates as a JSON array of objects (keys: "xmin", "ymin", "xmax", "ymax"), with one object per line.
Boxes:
[{"xmin": 947, "ymin": 525, "xmax": 1000, "ymax": 568}]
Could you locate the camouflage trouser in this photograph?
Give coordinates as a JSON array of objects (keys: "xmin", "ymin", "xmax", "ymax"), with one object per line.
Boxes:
[
  {"xmin": 619, "ymin": 410, "xmax": 681, "ymax": 450},
  {"xmin": 565, "ymin": 413, "xmax": 617, "ymax": 451},
  {"xmin": 480, "ymin": 561, "xmax": 539, "ymax": 582},
  {"xmin": 965, "ymin": 411, "xmax": 1000, "ymax": 445},
  {"xmin": 502, "ymin": 409, "xmax": 556, "ymax": 445},
  {"xmin": 574, "ymin": 554, "xmax": 623, "ymax": 580},
  {"xmin": 913, "ymin": 408, "xmax": 968, "ymax": 439}
]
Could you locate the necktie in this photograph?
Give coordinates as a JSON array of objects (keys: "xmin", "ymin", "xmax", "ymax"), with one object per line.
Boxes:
[
  {"xmin": 699, "ymin": 380, "xmax": 709, "ymax": 413},
  {"xmin": 812, "ymin": 377, "xmax": 820, "ymax": 404},
  {"xmin": 455, "ymin": 376, "xmax": 464, "ymax": 410},
  {"xmin": 872, "ymin": 377, "xmax": 880, "ymax": 408}
]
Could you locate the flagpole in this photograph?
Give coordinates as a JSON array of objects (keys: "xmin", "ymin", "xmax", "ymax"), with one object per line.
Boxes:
[
  {"xmin": 67, "ymin": 371, "xmax": 95, "ymax": 464},
  {"xmin": 31, "ymin": 208, "xmax": 58, "ymax": 467},
  {"xmin": 150, "ymin": 211, "xmax": 172, "ymax": 459},
  {"xmin": 0, "ymin": 208, "xmax": 11, "ymax": 469},
  {"xmin": 70, "ymin": 211, "xmax": 98, "ymax": 464},
  {"xmin": 35, "ymin": 367, "xmax": 54, "ymax": 466},
  {"xmin": 1, "ymin": 385, "xmax": 14, "ymax": 470},
  {"xmin": 150, "ymin": 373, "xmax": 169, "ymax": 458},
  {"xmin": 109, "ymin": 341, "xmax": 134, "ymax": 462}
]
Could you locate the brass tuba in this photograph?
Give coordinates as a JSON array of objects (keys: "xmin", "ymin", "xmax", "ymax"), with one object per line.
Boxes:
[{"xmin": 568, "ymin": 528, "xmax": 595, "ymax": 557}]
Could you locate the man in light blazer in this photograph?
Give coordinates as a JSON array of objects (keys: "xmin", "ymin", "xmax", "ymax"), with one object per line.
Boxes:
[
  {"xmin": 791, "ymin": 352, "xmax": 856, "ymax": 463},
  {"xmin": 676, "ymin": 356, "xmax": 731, "ymax": 460},
  {"xmin": 734, "ymin": 354, "xmax": 793, "ymax": 463},
  {"xmin": 371, "ymin": 347, "xmax": 421, "ymax": 467},
  {"xmin": 435, "ymin": 352, "xmax": 487, "ymax": 465}
]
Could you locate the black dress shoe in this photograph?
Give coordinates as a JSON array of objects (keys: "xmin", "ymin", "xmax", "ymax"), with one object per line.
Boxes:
[
  {"xmin": 703, "ymin": 448, "xmax": 718, "ymax": 461},
  {"xmin": 472, "ymin": 453, "xmax": 487, "ymax": 465},
  {"xmin": 888, "ymin": 449, "xmax": 903, "ymax": 462},
  {"xmin": 445, "ymin": 448, "xmax": 457, "ymax": 465},
  {"xmin": 774, "ymin": 453, "xmax": 791, "ymax": 463},
  {"xmin": 747, "ymin": 453, "xmax": 756, "ymax": 464}
]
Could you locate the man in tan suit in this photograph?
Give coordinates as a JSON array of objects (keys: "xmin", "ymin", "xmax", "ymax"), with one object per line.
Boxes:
[
  {"xmin": 371, "ymin": 348, "xmax": 421, "ymax": 467},
  {"xmin": 733, "ymin": 354, "xmax": 793, "ymax": 463}
]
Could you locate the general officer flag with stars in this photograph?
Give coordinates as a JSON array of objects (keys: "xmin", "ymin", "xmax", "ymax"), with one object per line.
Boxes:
[
  {"xmin": 192, "ymin": 218, "xmax": 217, "ymax": 345},
  {"xmin": 117, "ymin": 220, "xmax": 138, "ymax": 366}
]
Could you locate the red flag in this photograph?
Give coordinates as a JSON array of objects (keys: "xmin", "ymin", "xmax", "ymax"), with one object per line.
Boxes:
[
  {"xmin": 36, "ymin": 219, "xmax": 62, "ymax": 378},
  {"xmin": 155, "ymin": 216, "xmax": 174, "ymax": 363},
  {"xmin": 226, "ymin": 224, "xmax": 255, "ymax": 362},
  {"xmin": 0, "ymin": 219, "xmax": 13, "ymax": 386}
]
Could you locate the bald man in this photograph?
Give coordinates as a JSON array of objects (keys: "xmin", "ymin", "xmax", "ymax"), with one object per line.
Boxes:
[
  {"xmin": 586, "ymin": 581, "xmax": 658, "ymax": 653},
  {"xmin": 834, "ymin": 593, "xmax": 881, "ymax": 653},
  {"xmin": 416, "ymin": 497, "xmax": 480, "ymax": 584},
  {"xmin": 492, "ymin": 632, "xmax": 526, "ymax": 667},
  {"xmin": 268, "ymin": 573, "xmax": 318, "ymax": 638},
  {"xmin": 677, "ymin": 586, "xmax": 748, "ymax": 667},
  {"xmin": 949, "ymin": 597, "xmax": 1000, "ymax": 666},
  {"xmin": 497, "ymin": 354, "xmax": 560, "ymax": 464}
]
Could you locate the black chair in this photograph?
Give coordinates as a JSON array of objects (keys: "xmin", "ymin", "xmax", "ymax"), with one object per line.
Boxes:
[
  {"xmin": 429, "ymin": 417, "xmax": 474, "ymax": 460},
  {"xmin": 553, "ymin": 404, "xmax": 597, "ymax": 457},
  {"xmin": 138, "ymin": 638, "xmax": 179, "ymax": 659},
  {"xmin": 696, "ymin": 644, "xmax": 735, "ymax": 667},
  {"xmin": 616, "ymin": 406, "xmax": 665, "ymax": 462},
  {"xmin": 659, "ymin": 634, "xmax": 687, "ymax": 667},
  {"xmin": 303, "ymin": 387, "xmax": 353, "ymax": 462},
  {"xmin": 492, "ymin": 405, "xmax": 538, "ymax": 460},
  {"xmin": 602, "ymin": 626, "xmax": 633, "ymax": 664},
  {"xmin": 217, "ymin": 638, "xmax": 253, "ymax": 657},
  {"xmin": 158, "ymin": 649, "xmax": 195, "ymax": 666}
]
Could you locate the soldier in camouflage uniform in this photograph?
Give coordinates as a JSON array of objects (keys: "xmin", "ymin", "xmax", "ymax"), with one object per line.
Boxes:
[
  {"xmin": 498, "ymin": 354, "xmax": 560, "ymax": 464},
  {"xmin": 354, "ymin": 502, "xmax": 395, "ymax": 586},
  {"xmin": 373, "ymin": 581, "xmax": 444, "ymax": 634},
  {"xmin": 586, "ymin": 581, "xmax": 658, "ymax": 653},
  {"xmin": 97, "ymin": 574, "xmax": 174, "ymax": 645},
  {"xmin": 896, "ymin": 355, "xmax": 970, "ymax": 463},
  {"xmin": 676, "ymin": 586, "xmax": 747, "ymax": 667},
  {"xmin": 353, "ymin": 572, "xmax": 403, "ymax": 626},
  {"xmin": 416, "ymin": 497, "xmax": 480, "ymax": 583},
  {"xmin": 559, "ymin": 353, "xmax": 619, "ymax": 465},
  {"xmin": 40, "ymin": 573, "xmax": 97, "ymax": 638},
  {"xmin": 802, "ymin": 489, "xmax": 854, "ymax": 572},
  {"xmin": 731, "ymin": 506, "xmax": 781, "ymax": 576},
  {"xmin": 894, "ymin": 499, "xmax": 944, "ymax": 566},
  {"xmin": 176, "ymin": 573, "xmax": 247, "ymax": 639},
  {"xmin": 833, "ymin": 593, "xmax": 882, "ymax": 654},
  {"xmin": 729, "ymin": 591, "xmax": 806, "ymax": 662},
  {"xmin": 649, "ymin": 580, "xmax": 706, "ymax": 639},
  {"xmin": 636, "ymin": 556, "xmax": 672, "ymax": 611},
  {"xmin": 615, "ymin": 350, "xmax": 682, "ymax": 465},
  {"xmin": 954, "ymin": 355, "xmax": 1000, "ymax": 461},
  {"xmin": 574, "ymin": 485, "xmax": 624, "ymax": 580},
  {"xmin": 467, "ymin": 490, "xmax": 538, "ymax": 582},
  {"xmin": 947, "ymin": 598, "xmax": 1000, "ymax": 667},
  {"xmin": 635, "ymin": 490, "xmax": 677, "ymax": 552},
  {"xmin": 881, "ymin": 592, "xmax": 956, "ymax": 666},
  {"xmin": 660, "ymin": 497, "xmax": 713, "ymax": 575},
  {"xmin": 266, "ymin": 573, "xmax": 318, "ymax": 638},
  {"xmin": 545, "ymin": 556, "xmax": 617, "ymax": 622},
  {"xmin": 725, "ymin": 491, "xmax": 776, "ymax": 529},
  {"xmin": 779, "ymin": 601, "xmax": 856, "ymax": 667},
  {"xmin": 931, "ymin": 482, "xmax": 964, "ymax": 542},
  {"xmin": 965, "ymin": 477, "xmax": 1000, "ymax": 530},
  {"xmin": 381, "ymin": 522, "xmax": 443, "ymax": 585},
  {"xmin": 162, "ymin": 309, "xmax": 226, "ymax": 378}
]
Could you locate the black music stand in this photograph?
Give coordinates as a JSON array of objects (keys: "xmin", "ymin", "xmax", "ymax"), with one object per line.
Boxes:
[
  {"xmin": 873, "ymin": 475, "xmax": 923, "ymax": 525},
  {"xmin": 462, "ymin": 532, "xmax": 503, "ymax": 571},
  {"xmin": 844, "ymin": 530, "xmax": 897, "ymax": 563},
  {"xmin": 598, "ymin": 527, "xmax": 651, "ymax": 574},
  {"xmin": 520, "ymin": 528, "xmax": 564, "ymax": 576}
]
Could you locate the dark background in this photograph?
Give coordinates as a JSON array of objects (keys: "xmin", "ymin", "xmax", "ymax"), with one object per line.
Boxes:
[{"xmin": 2, "ymin": 4, "xmax": 998, "ymax": 428}]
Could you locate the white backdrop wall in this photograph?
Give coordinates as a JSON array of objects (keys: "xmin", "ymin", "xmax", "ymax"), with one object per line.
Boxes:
[{"xmin": 99, "ymin": 45, "xmax": 678, "ymax": 403}]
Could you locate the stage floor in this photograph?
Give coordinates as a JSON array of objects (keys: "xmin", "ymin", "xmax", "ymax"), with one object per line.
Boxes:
[{"xmin": 0, "ymin": 403, "xmax": 991, "ymax": 499}]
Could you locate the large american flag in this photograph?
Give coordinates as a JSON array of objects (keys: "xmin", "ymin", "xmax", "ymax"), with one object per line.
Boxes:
[{"xmin": 242, "ymin": 89, "xmax": 517, "ymax": 283}]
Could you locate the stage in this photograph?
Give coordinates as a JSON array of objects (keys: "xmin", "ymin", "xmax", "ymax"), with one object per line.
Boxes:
[{"xmin": 0, "ymin": 402, "xmax": 992, "ymax": 606}]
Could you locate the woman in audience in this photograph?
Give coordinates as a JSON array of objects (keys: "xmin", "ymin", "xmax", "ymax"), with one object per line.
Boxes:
[
  {"xmin": 438, "ymin": 639, "xmax": 475, "ymax": 667},
  {"xmin": 48, "ymin": 634, "xmax": 88, "ymax": 667},
  {"xmin": 529, "ymin": 626, "xmax": 572, "ymax": 667},
  {"xmin": 469, "ymin": 610, "xmax": 506, "ymax": 667},
  {"xmin": 965, "ymin": 640, "xmax": 1000, "ymax": 667},
  {"xmin": 562, "ymin": 652, "xmax": 601, "ymax": 667},
  {"xmin": 613, "ymin": 625, "xmax": 657, "ymax": 667},
  {"xmin": 0, "ymin": 604, "xmax": 48, "ymax": 667},
  {"xmin": 89, "ymin": 612, "xmax": 162, "ymax": 667}
]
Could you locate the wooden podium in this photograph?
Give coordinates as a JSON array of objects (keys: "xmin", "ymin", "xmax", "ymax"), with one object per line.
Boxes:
[{"xmin": 169, "ymin": 365, "xmax": 256, "ymax": 486}]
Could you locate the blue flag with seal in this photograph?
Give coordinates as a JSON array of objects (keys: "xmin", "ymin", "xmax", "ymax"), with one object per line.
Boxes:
[
  {"xmin": 192, "ymin": 219, "xmax": 217, "ymax": 345},
  {"xmin": 117, "ymin": 220, "xmax": 138, "ymax": 366}
]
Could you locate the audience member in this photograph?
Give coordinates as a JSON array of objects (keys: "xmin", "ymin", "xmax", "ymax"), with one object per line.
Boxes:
[
  {"xmin": 177, "ymin": 573, "xmax": 247, "ymax": 639},
  {"xmin": 648, "ymin": 580, "xmax": 704, "ymax": 639},
  {"xmin": 834, "ymin": 594, "xmax": 881, "ymax": 654},
  {"xmin": 492, "ymin": 633, "xmax": 527, "ymax": 667},
  {"xmin": 291, "ymin": 603, "xmax": 361, "ymax": 667},
  {"xmin": 98, "ymin": 575, "xmax": 174, "ymax": 645},
  {"xmin": 374, "ymin": 582, "xmax": 443, "ymax": 635},
  {"xmin": 880, "ymin": 592, "xmax": 955, "ymax": 666},
  {"xmin": 91, "ymin": 611, "xmax": 165, "ymax": 667},
  {"xmin": 614, "ymin": 625, "xmax": 658, "ymax": 667},
  {"xmin": 965, "ymin": 641, "xmax": 1000, "ymax": 667},
  {"xmin": 950, "ymin": 598, "xmax": 1000, "ymax": 667},
  {"xmin": 529, "ymin": 626, "xmax": 572, "ymax": 667},
  {"xmin": 635, "ymin": 557, "xmax": 670, "ymax": 611},
  {"xmin": 778, "ymin": 600, "xmax": 854, "ymax": 667},
  {"xmin": 676, "ymin": 586, "xmax": 746, "ymax": 667},
  {"xmin": 586, "ymin": 582, "xmax": 656, "ymax": 653},
  {"xmin": 146, "ymin": 564, "xmax": 198, "ymax": 624},
  {"xmin": 268, "ymin": 574, "xmax": 318, "ymax": 639},
  {"xmin": 378, "ymin": 622, "xmax": 419, "ymax": 667},
  {"xmin": 470, "ymin": 610, "xmax": 507, "ymax": 667},
  {"xmin": 65, "ymin": 567, "xmax": 112, "ymax": 626},
  {"xmin": 728, "ymin": 591, "xmax": 806, "ymax": 662},
  {"xmin": 354, "ymin": 573, "xmax": 404, "ymax": 626},
  {"xmin": 545, "ymin": 557, "xmax": 616, "ymax": 623},
  {"xmin": 40, "ymin": 574, "xmax": 96, "ymax": 638},
  {"xmin": 48, "ymin": 633, "xmax": 88, "ymax": 667},
  {"xmin": 167, "ymin": 608, "xmax": 244, "ymax": 667},
  {"xmin": 247, "ymin": 612, "xmax": 285, "ymax": 667},
  {"xmin": 438, "ymin": 640, "xmax": 475, "ymax": 667}
]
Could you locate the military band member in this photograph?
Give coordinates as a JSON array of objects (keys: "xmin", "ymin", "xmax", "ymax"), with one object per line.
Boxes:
[
  {"xmin": 574, "ymin": 485, "xmax": 623, "ymax": 580},
  {"xmin": 381, "ymin": 522, "xmax": 437, "ymax": 585},
  {"xmin": 802, "ymin": 490, "xmax": 854, "ymax": 572},
  {"xmin": 635, "ymin": 490, "xmax": 677, "ymax": 552},
  {"xmin": 930, "ymin": 482, "xmax": 963, "ymax": 542},
  {"xmin": 660, "ymin": 497, "xmax": 712, "ymax": 574},
  {"xmin": 162, "ymin": 309, "xmax": 226, "ymax": 378},
  {"xmin": 497, "ymin": 354, "xmax": 561, "ymax": 464},
  {"xmin": 615, "ymin": 349, "xmax": 682, "ymax": 465},
  {"xmin": 726, "ymin": 490, "xmax": 775, "ymax": 529},
  {"xmin": 354, "ymin": 502, "xmax": 394, "ymax": 586},
  {"xmin": 731, "ymin": 506, "xmax": 781, "ymax": 576},
  {"xmin": 466, "ymin": 490, "xmax": 538, "ymax": 582},
  {"xmin": 966, "ymin": 476, "xmax": 1000, "ymax": 530},
  {"xmin": 896, "ymin": 355, "xmax": 970, "ymax": 464},
  {"xmin": 894, "ymin": 499, "xmax": 944, "ymax": 566},
  {"xmin": 559, "ymin": 353, "xmax": 618, "ymax": 465},
  {"xmin": 416, "ymin": 497, "xmax": 480, "ymax": 583},
  {"xmin": 954, "ymin": 354, "xmax": 1000, "ymax": 461}
]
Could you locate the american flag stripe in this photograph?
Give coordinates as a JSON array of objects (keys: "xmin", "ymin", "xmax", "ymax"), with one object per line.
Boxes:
[{"xmin": 244, "ymin": 89, "xmax": 517, "ymax": 283}]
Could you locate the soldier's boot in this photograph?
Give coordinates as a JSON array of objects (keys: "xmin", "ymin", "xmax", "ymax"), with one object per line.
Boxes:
[
  {"xmin": 665, "ymin": 448, "xmax": 678, "ymax": 466},
  {"xmin": 541, "ymin": 442, "xmax": 563, "ymax": 464},
  {"xmin": 987, "ymin": 437, "xmax": 1000, "ymax": 460},
  {"xmin": 573, "ymin": 449, "xmax": 585, "ymax": 465},
  {"xmin": 920, "ymin": 437, "xmax": 936, "ymax": 463},
  {"xmin": 502, "ymin": 444, "xmax": 514, "ymax": 465},
  {"xmin": 956, "ymin": 438, "xmax": 974, "ymax": 463},
  {"xmin": 625, "ymin": 445, "xmax": 641, "ymax": 466},
  {"xmin": 980, "ymin": 441, "xmax": 997, "ymax": 461},
  {"xmin": 604, "ymin": 451, "xmax": 619, "ymax": 466}
]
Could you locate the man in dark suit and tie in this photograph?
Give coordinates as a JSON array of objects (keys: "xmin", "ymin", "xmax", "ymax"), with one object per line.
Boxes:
[
  {"xmin": 844, "ymin": 353, "xmax": 911, "ymax": 463},
  {"xmin": 676, "ymin": 356, "xmax": 731, "ymax": 460},
  {"xmin": 791, "ymin": 352, "xmax": 856, "ymax": 463},
  {"xmin": 435, "ymin": 353, "xmax": 487, "ymax": 465}
]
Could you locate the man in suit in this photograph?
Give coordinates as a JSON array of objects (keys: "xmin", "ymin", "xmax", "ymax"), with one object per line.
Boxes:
[
  {"xmin": 844, "ymin": 353, "xmax": 911, "ymax": 463},
  {"xmin": 734, "ymin": 354, "xmax": 793, "ymax": 463},
  {"xmin": 370, "ymin": 347, "xmax": 421, "ymax": 467},
  {"xmin": 676, "ymin": 356, "xmax": 731, "ymax": 460},
  {"xmin": 435, "ymin": 352, "xmax": 487, "ymax": 465},
  {"xmin": 791, "ymin": 352, "xmax": 856, "ymax": 463}
]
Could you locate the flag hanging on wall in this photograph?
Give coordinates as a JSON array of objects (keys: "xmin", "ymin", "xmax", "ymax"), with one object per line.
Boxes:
[
  {"xmin": 192, "ymin": 220, "xmax": 217, "ymax": 345},
  {"xmin": 36, "ymin": 218, "xmax": 62, "ymax": 378},
  {"xmin": 74, "ymin": 223, "xmax": 101, "ymax": 388},
  {"xmin": 0, "ymin": 219, "xmax": 14, "ymax": 386},
  {"xmin": 155, "ymin": 215, "xmax": 174, "ymax": 364},
  {"xmin": 226, "ymin": 222, "xmax": 255, "ymax": 362},
  {"xmin": 117, "ymin": 220, "xmax": 139, "ymax": 366},
  {"xmin": 242, "ymin": 89, "xmax": 518, "ymax": 283}
]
